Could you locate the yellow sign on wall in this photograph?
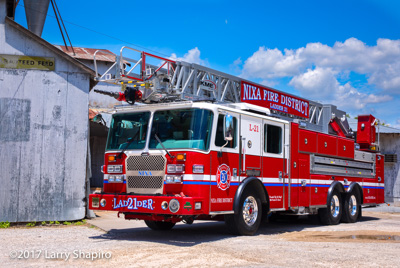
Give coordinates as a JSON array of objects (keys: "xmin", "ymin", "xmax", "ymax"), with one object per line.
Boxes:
[{"xmin": 0, "ymin": 55, "xmax": 55, "ymax": 71}]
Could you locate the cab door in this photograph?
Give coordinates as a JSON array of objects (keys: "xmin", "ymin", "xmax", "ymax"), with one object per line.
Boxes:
[
  {"xmin": 240, "ymin": 115, "xmax": 262, "ymax": 178},
  {"xmin": 210, "ymin": 112, "xmax": 240, "ymax": 212}
]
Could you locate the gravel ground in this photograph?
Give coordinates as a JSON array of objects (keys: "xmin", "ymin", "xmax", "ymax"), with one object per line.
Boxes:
[{"xmin": 1, "ymin": 210, "xmax": 400, "ymax": 268}]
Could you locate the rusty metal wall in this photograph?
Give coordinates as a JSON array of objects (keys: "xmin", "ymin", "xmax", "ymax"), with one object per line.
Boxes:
[{"xmin": 0, "ymin": 2, "xmax": 89, "ymax": 222}]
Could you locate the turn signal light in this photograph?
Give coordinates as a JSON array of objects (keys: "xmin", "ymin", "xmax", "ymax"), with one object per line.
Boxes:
[
  {"xmin": 176, "ymin": 153, "xmax": 186, "ymax": 161},
  {"xmin": 108, "ymin": 155, "xmax": 116, "ymax": 162}
]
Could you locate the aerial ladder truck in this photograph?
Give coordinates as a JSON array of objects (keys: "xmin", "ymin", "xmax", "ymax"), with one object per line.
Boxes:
[{"xmin": 89, "ymin": 47, "xmax": 384, "ymax": 235}]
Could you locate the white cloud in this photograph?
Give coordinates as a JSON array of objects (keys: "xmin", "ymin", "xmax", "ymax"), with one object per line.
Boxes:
[
  {"xmin": 289, "ymin": 67, "xmax": 338, "ymax": 100},
  {"xmin": 241, "ymin": 38, "xmax": 400, "ymax": 93},
  {"xmin": 229, "ymin": 57, "xmax": 242, "ymax": 73},
  {"xmin": 241, "ymin": 47, "xmax": 306, "ymax": 79},
  {"xmin": 170, "ymin": 47, "xmax": 208, "ymax": 66},
  {"xmin": 233, "ymin": 57, "xmax": 242, "ymax": 66},
  {"xmin": 260, "ymin": 79, "xmax": 279, "ymax": 88},
  {"xmin": 289, "ymin": 67, "xmax": 392, "ymax": 110},
  {"xmin": 238, "ymin": 37, "xmax": 400, "ymax": 121}
]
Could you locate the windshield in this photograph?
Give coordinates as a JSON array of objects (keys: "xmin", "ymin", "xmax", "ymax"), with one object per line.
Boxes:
[
  {"xmin": 106, "ymin": 112, "xmax": 150, "ymax": 150},
  {"xmin": 149, "ymin": 108, "xmax": 214, "ymax": 150}
]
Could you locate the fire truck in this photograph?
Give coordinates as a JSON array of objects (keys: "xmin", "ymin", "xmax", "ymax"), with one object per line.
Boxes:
[{"xmin": 89, "ymin": 47, "xmax": 384, "ymax": 235}]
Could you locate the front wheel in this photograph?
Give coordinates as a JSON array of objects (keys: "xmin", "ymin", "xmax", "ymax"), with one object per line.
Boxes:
[
  {"xmin": 225, "ymin": 188, "xmax": 262, "ymax": 235},
  {"xmin": 144, "ymin": 220, "xmax": 176, "ymax": 231},
  {"xmin": 318, "ymin": 189, "xmax": 342, "ymax": 225}
]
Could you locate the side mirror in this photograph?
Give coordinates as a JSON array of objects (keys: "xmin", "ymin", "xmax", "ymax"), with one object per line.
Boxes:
[
  {"xmin": 92, "ymin": 114, "xmax": 103, "ymax": 124},
  {"xmin": 223, "ymin": 114, "xmax": 234, "ymax": 141},
  {"xmin": 219, "ymin": 114, "xmax": 235, "ymax": 158}
]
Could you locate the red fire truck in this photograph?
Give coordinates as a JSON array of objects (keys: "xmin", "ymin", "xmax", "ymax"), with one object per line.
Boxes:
[{"xmin": 89, "ymin": 47, "xmax": 384, "ymax": 235}]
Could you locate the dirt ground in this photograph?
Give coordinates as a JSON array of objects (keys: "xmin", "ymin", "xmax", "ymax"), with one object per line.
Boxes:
[{"xmin": 1, "ymin": 210, "xmax": 400, "ymax": 268}]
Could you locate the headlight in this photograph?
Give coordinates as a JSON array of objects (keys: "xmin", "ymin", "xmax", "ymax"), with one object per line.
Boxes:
[
  {"xmin": 166, "ymin": 175, "xmax": 174, "ymax": 183},
  {"xmin": 175, "ymin": 165, "xmax": 185, "ymax": 172},
  {"xmin": 165, "ymin": 175, "xmax": 182, "ymax": 184},
  {"xmin": 107, "ymin": 165, "xmax": 123, "ymax": 173},
  {"xmin": 167, "ymin": 164, "xmax": 185, "ymax": 174},
  {"xmin": 115, "ymin": 175, "xmax": 125, "ymax": 183},
  {"xmin": 173, "ymin": 175, "xmax": 182, "ymax": 183},
  {"xmin": 169, "ymin": 199, "xmax": 180, "ymax": 213},
  {"xmin": 105, "ymin": 174, "xmax": 125, "ymax": 183},
  {"xmin": 167, "ymin": 164, "xmax": 176, "ymax": 173}
]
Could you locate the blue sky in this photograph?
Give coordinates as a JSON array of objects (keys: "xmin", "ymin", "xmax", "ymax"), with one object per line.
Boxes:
[{"xmin": 15, "ymin": 0, "xmax": 400, "ymax": 127}]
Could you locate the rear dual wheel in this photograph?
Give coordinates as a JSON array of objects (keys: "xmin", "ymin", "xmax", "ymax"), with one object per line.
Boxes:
[
  {"xmin": 341, "ymin": 191, "xmax": 361, "ymax": 223},
  {"xmin": 318, "ymin": 189, "xmax": 342, "ymax": 225}
]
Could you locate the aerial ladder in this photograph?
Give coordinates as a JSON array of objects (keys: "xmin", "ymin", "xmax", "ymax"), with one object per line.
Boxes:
[{"xmin": 93, "ymin": 46, "xmax": 353, "ymax": 137}]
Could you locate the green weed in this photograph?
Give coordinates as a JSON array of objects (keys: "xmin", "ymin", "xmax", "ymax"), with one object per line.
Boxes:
[{"xmin": 0, "ymin": 222, "xmax": 10, "ymax": 228}]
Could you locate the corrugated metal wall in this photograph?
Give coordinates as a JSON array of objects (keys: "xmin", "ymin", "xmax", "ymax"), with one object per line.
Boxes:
[
  {"xmin": 0, "ymin": 5, "xmax": 90, "ymax": 222},
  {"xmin": 380, "ymin": 133, "xmax": 400, "ymax": 204}
]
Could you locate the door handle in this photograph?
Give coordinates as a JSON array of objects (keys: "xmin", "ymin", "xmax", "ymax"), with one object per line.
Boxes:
[{"xmin": 241, "ymin": 137, "xmax": 246, "ymax": 174}]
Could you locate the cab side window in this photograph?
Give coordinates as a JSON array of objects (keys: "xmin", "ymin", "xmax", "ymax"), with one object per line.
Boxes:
[
  {"xmin": 215, "ymin": 114, "xmax": 237, "ymax": 148},
  {"xmin": 264, "ymin": 124, "xmax": 282, "ymax": 154}
]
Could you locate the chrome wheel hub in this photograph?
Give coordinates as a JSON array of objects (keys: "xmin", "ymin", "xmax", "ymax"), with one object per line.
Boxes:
[
  {"xmin": 330, "ymin": 195, "xmax": 340, "ymax": 218},
  {"xmin": 242, "ymin": 196, "xmax": 258, "ymax": 226},
  {"xmin": 349, "ymin": 195, "xmax": 357, "ymax": 216}
]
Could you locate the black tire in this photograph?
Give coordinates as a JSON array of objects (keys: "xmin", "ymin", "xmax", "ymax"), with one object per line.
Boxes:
[
  {"xmin": 225, "ymin": 188, "xmax": 262, "ymax": 235},
  {"xmin": 341, "ymin": 190, "xmax": 361, "ymax": 223},
  {"xmin": 318, "ymin": 189, "xmax": 342, "ymax": 225},
  {"xmin": 144, "ymin": 220, "xmax": 176, "ymax": 231}
]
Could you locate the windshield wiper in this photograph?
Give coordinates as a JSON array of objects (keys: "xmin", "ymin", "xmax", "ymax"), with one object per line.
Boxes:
[
  {"xmin": 117, "ymin": 137, "xmax": 134, "ymax": 159},
  {"xmin": 154, "ymin": 134, "xmax": 175, "ymax": 159},
  {"xmin": 117, "ymin": 129, "xmax": 141, "ymax": 159}
]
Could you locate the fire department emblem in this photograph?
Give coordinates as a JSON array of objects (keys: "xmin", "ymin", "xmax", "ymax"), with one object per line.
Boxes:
[{"xmin": 216, "ymin": 164, "xmax": 231, "ymax": 191}]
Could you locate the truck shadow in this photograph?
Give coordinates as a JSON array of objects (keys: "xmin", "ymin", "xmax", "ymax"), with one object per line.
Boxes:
[{"xmin": 89, "ymin": 214, "xmax": 380, "ymax": 247}]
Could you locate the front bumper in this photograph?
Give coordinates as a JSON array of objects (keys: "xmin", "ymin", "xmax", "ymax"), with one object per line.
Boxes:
[{"xmin": 89, "ymin": 193, "xmax": 206, "ymax": 215}]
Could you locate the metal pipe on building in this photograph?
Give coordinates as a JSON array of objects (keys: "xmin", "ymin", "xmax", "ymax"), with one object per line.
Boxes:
[{"xmin": 24, "ymin": 0, "xmax": 50, "ymax": 37}]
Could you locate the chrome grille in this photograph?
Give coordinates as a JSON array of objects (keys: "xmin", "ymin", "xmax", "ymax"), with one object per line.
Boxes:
[
  {"xmin": 127, "ymin": 176, "xmax": 164, "ymax": 189},
  {"xmin": 126, "ymin": 155, "xmax": 165, "ymax": 171},
  {"xmin": 125, "ymin": 154, "xmax": 166, "ymax": 194}
]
